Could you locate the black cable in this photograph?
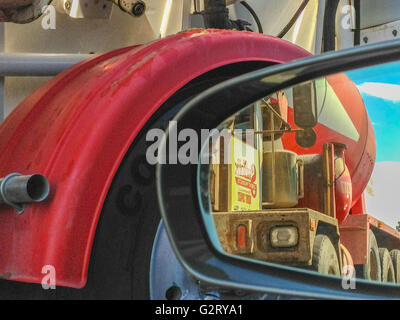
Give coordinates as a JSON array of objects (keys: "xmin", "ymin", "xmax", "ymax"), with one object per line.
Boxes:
[
  {"xmin": 240, "ymin": 1, "xmax": 263, "ymax": 33},
  {"xmin": 354, "ymin": 0, "xmax": 361, "ymax": 45},
  {"xmin": 322, "ymin": 0, "xmax": 340, "ymax": 52},
  {"xmin": 277, "ymin": 0, "xmax": 310, "ymax": 38}
]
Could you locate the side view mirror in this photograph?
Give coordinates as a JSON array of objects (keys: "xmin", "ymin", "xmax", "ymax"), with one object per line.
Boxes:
[{"xmin": 156, "ymin": 40, "xmax": 400, "ymax": 299}]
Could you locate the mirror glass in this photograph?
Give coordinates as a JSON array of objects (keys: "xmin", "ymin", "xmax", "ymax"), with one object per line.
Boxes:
[{"xmin": 199, "ymin": 60, "xmax": 400, "ymax": 286}]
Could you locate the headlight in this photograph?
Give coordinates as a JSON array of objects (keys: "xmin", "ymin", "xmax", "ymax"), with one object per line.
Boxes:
[{"xmin": 270, "ymin": 226, "xmax": 299, "ymax": 248}]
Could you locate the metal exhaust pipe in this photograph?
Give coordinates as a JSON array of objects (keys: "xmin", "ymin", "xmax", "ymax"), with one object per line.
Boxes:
[{"xmin": 0, "ymin": 173, "xmax": 50, "ymax": 214}]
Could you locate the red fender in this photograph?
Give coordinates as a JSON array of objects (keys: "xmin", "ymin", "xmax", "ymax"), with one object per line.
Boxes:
[{"xmin": 0, "ymin": 30, "xmax": 310, "ymax": 288}]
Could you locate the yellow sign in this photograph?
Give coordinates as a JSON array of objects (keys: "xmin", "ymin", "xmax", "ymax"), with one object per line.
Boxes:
[{"xmin": 231, "ymin": 137, "xmax": 260, "ymax": 212}]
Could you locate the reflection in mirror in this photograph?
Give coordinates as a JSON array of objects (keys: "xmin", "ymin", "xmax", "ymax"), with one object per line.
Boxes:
[
  {"xmin": 199, "ymin": 60, "xmax": 400, "ymax": 285},
  {"xmin": 293, "ymin": 80, "xmax": 318, "ymax": 128}
]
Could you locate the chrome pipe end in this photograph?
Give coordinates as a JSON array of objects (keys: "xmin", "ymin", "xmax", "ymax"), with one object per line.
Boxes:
[{"xmin": 0, "ymin": 173, "xmax": 50, "ymax": 214}]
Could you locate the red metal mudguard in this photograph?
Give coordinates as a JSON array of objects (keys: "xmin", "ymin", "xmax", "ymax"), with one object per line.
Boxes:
[{"xmin": 0, "ymin": 30, "xmax": 310, "ymax": 288}]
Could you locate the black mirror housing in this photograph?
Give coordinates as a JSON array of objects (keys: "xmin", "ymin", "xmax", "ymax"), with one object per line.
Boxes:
[{"xmin": 156, "ymin": 39, "xmax": 400, "ymax": 300}]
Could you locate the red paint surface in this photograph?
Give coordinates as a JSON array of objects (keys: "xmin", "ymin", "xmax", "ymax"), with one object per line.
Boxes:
[
  {"xmin": 335, "ymin": 166, "xmax": 352, "ymax": 224},
  {"xmin": 0, "ymin": 30, "xmax": 311, "ymax": 288},
  {"xmin": 352, "ymin": 193, "xmax": 367, "ymax": 215},
  {"xmin": 339, "ymin": 214, "xmax": 369, "ymax": 265}
]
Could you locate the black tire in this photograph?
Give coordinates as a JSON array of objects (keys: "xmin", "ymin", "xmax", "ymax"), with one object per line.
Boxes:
[
  {"xmin": 312, "ymin": 234, "xmax": 340, "ymax": 276},
  {"xmin": 390, "ymin": 249, "xmax": 400, "ymax": 283},
  {"xmin": 379, "ymin": 248, "xmax": 395, "ymax": 283},
  {"xmin": 355, "ymin": 230, "xmax": 381, "ymax": 282}
]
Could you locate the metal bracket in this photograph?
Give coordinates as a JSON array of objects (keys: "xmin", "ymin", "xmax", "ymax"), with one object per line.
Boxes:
[
  {"xmin": 360, "ymin": 19, "xmax": 400, "ymax": 45},
  {"xmin": 56, "ymin": 0, "xmax": 112, "ymax": 19}
]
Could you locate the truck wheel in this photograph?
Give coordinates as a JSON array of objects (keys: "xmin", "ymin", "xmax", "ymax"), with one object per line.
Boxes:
[
  {"xmin": 355, "ymin": 230, "xmax": 381, "ymax": 282},
  {"xmin": 379, "ymin": 248, "xmax": 395, "ymax": 283},
  {"xmin": 312, "ymin": 234, "xmax": 340, "ymax": 276},
  {"xmin": 390, "ymin": 249, "xmax": 400, "ymax": 283}
]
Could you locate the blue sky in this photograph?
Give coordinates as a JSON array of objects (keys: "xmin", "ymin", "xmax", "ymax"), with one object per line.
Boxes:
[
  {"xmin": 347, "ymin": 61, "xmax": 400, "ymax": 162},
  {"xmin": 347, "ymin": 61, "xmax": 400, "ymax": 226}
]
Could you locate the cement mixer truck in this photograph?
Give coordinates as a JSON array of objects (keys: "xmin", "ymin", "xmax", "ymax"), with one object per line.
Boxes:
[
  {"xmin": 211, "ymin": 71, "xmax": 400, "ymax": 283},
  {"xmin": 0, "ymin": 0, "xmax": 399, "ymax": 300}
]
